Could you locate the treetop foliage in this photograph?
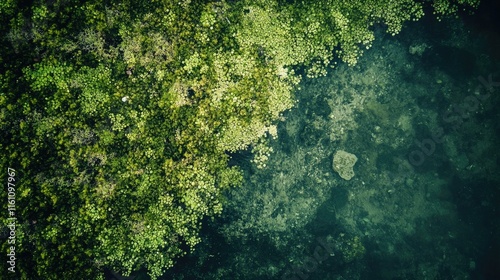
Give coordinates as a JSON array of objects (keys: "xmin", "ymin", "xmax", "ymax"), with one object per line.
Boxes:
[{"xmin": 0, "ymin": 0, "xmax": 479, "ymax": 278}]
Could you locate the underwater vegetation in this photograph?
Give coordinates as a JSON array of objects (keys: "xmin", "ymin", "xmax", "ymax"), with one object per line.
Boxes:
[{"xmin": 2, "ymin": 0, "xmax": 499, "ymax": 279}]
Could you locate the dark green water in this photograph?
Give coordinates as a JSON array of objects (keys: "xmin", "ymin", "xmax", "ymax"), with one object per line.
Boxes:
[{"xmin": 158, "ymin": 4, "xmax": 500, "ymax": 280}]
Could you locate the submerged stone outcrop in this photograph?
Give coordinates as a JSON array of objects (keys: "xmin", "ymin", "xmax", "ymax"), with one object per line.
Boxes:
[{"xmin": 333, "ymin": 150, "xmax": 358, "ymax": 180}]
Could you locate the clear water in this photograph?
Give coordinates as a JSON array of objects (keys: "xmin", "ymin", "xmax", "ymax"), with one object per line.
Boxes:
[{"xmin": 160, "ymin": 7, "xmax": 500, "ymax": 280}]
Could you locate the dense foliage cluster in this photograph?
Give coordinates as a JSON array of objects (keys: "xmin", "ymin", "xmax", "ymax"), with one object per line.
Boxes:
[{"xmin": 0, "ymin": 0, "xmax": 478, "ymax": 279}]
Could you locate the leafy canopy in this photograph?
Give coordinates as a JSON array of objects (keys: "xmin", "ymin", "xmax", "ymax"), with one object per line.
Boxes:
[{"xmin": 0, "ymin": 0, "xmax": 478, "ymax": 279}]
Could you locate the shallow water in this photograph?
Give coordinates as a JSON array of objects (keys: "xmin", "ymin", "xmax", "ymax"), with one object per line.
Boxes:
[{"xmin": 162, "ymin": 7, "xmax": 500, "ymax": 280}]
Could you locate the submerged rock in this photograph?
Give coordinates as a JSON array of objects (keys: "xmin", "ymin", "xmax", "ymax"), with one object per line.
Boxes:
[{"xmin": 333, "ymin": 150, "xmax": 358, "ymax": 180}]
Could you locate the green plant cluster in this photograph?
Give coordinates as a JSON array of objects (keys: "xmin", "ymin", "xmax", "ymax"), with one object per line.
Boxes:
[
  {"xmin": 0, "ymin": 0, "xmax": 478, "ymax": 279},
  {"xmin": 336, "ymin": 234, "xmax": 366, "ymax": 263}
]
